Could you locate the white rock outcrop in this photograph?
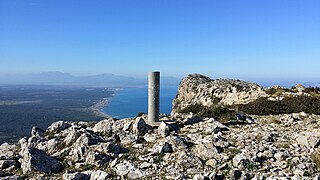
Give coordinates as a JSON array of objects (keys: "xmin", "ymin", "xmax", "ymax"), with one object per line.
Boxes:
[{"xmin": 172, "ymin": 74, "xmax": 268, "ymax": 113}]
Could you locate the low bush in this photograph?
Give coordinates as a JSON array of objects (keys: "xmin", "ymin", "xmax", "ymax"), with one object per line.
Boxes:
[
  {"xmin": 304, "ymin": 87, "xmax": 320, "ymax": 94},
  {"xmin": 238, "ymin": 96, "xmax": 320, "ymax": 115},
  {"xmin": 265, "ymin": 88, "xmax": 293, "ymax": 96},
  {"xmin": 311, "ymin": 151, "xmax": 320, "ymax": 169},
  {"xmin": 177, "ymin": 104, "xmax": 235, "ymax": 122}
]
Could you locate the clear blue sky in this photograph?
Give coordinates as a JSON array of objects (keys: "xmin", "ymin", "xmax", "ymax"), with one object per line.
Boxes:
[{"xmin": 0, "ymin": 0, "xmax": 319, "ymax": 79}]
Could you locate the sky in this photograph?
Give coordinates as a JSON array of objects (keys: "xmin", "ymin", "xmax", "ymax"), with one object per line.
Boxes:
[{"xmin": 0, "ymin": 0, "xmax": 319, "ymax": 79}]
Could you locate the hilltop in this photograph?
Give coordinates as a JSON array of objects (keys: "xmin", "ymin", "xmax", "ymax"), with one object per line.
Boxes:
[{"xmin": 172, "ymin": 74, "xmax": 320, "ymax": 120}]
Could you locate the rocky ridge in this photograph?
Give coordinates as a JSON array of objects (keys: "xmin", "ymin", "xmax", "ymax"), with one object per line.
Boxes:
[
  {"xmin": 171, "ymin": 74, "xmax": 317, "ymax": 114},
  {"xmin": 172, "ymin": 74, "xmax": 268, "ymax": 113},
  {"xmin": 1, "ymin": 112, "xmax": 320, "ymax": 179}
]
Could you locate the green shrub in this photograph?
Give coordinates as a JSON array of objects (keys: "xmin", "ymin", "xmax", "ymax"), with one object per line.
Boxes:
[
  {"xmin": 178, "ymin": 104, "xmax": 235, "ymax": 122},
  {"xmin": 239, "ymin": 96, "xmax": 320, "ymax": 115},
  {"xmin": 304, "ymin": 87, "xmax": 320, "ymax": 94},
  {"xmin": 311, "ymin": 151, "xmax": 320, "ymax": 169},
  {"xmin": 265, "ymin": 88, "xmax": 277, "ymax": 95},
  {"xmin": 177, "ymin": 104, "xmax": 203, "ymax": 114},
  {"xmin": 265, "ymin": 88, "xmax": 293, "ymax": 96}
]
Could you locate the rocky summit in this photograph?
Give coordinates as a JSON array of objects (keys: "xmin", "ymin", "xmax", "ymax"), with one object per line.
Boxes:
[
  {"xmin": 1, "ymin": 74, "xmax": 320, "ymax": 179},
  {"xmin": 172, "ymin": 74, "xmax": 267, "ymax": 113}
]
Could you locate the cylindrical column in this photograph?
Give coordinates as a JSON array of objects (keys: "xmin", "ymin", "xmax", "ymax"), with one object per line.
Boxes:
[{"xmin": 148, "ymin": 71, "xmax": 160, "ymax": 122}]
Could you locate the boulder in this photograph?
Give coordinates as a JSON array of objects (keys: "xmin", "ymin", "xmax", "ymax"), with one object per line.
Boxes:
[
  {"xmin": 63, "ymin": 170, "xmax": 109, "ymax": 180},
  {"xmin": 112, "ymin": 118, "xmax": 133, "ymax": 132},
  {"xmin": 205, "ymin": 159, "xmax": 217, "ymax": 168},
  {"xmin": 182, "ymin": 116, "xmax": 202, "ymax": 125},
  {"xmin": 191, "ymin": 142, "xmax": 219, "ymax": 161},
  {"xmin": 166, "ymin": 136, "xmax": 189, "ymax": 151},
  {"xmin": 114, "ymin": 160, "xmax": 148, "ymax": 179},
  {"xmin": 86, "ymin": 170, "xmax": 110, "ymax": 180},
  {"xmin": 31, "ymin": 127, "xmax": 45, "ymax": 138},
  {"xmin": 210, "ymin": 120, "xmax": 229, "ymax": 134},
  {"xmin": 114, "ymin": 160, "xmax": 135, "ymax": 176},
  {"xmin": 63, "ymin": 127, "xmax": 82, "ymax": 145},
  {"xmin": 92, "ymin": 118, "xmax": 115, "ymax": 133},
  {"xmin": 0, "ymin": 143, "xmax": 17, "ymax": 160},
  {"xmin": 132, "ymin": 117, "xmax": 150, "ymax": 136},
  {"xmin": 47, "ymin": 121, "xmax": 71, "ymax": 132},
  {"xmin": 63, "ymin": 172, "xmax": 90, "ymax": 180},
  {"xmin": 296, "ymin": 130, "xmax": 320, "ymax": 148},
  {"xmin": 158, "ymin": 122, "xmax": 171, "ymax": 137},
  {"xmin": 70, "ymin": 146, "xmax": 88, "ymax": 162},
  {"xmin": 94, "ymin": 142, "xmax": 125, "ymax": 156},
  {"xmin": 0, "ymin": 160, "xmax": 18, "ymax": 169},
  {"xmin": 85, "ymin": 151, "xmax": 111, "ymax": 166},
  {"xmin": 150, "ymin": 141, "xmax": 173, "ymax": 154},
  {"xmin": 19, "ymin": 147, "xmax": 62, "ymax": 174},
  {"xmin": 74, "ymin": 132, "xmax": 103, "ymax": 147},
  {"xmin": 40, "ymin": 138, "xmax": 60, "ymax": 154}
]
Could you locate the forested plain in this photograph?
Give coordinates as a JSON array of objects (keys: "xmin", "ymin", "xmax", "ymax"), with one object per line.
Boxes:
[{"xmin": 0, "ymin": 85, "xmax": 114, "ymax": 143}]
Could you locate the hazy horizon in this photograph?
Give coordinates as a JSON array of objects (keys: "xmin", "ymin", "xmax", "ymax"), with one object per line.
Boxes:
[{"xmin": 0, "ymin": 71, "xmax": 319, "ymax": 89}]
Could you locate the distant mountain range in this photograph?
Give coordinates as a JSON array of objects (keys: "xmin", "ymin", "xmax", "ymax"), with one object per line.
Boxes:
[
  {"xmin": 0, "ymin": 72, "xmax": 319, "ymax": 88},
  {"xmin": 0, "ymin": 72, "xmax": 182, "ymax": 87}
]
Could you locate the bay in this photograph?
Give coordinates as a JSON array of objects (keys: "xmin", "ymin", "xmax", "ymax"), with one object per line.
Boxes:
[{"xmin": 102, "ymin": 86, "xmax": 178, "ymax": 119}]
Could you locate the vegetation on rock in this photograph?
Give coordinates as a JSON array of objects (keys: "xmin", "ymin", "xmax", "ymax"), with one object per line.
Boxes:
[
  {"xmin": 177, "ymin": 104, "xmax": 235, "ymax": 122},
  {"xmin": 239, "ymin": 96, "xmax": 320, "ymax": 115}
]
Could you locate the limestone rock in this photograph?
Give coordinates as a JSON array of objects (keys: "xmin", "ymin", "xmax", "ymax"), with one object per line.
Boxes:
[
  {"xmin": 166, "ymin": 136, "xmax": 189, "ymax": 151},
  {"xmin": 191, "ymin": 142, "xmax": 219, "ymax": 161},
  {"xmin": 19, "ymin": 147, "xmax": 62, "ymax": 174},
  {"xmin": 0, "ymin": 160, "xmax": 18, "ymax": 169},
  {"xmin": 296, "ymin": 130, "xmax": 320, "ymax": 148},
  {"xmin": 150, "ymin": 141, "xmax": 173, "ymax": 154},
  {"xmin": 172, "ymin": 74, "xmax": 267, "ymax": 113},
  {"xmin": 87, "ymin": 170, "xmax": 110, "ymax": 180},
  {"xmin": 158, "ymin": 122, "xmax": 171, "ymax": 137},
  {"xmin": 31, "ymin": 127, "xmax": 45, "ymax": 138},
  {"xmin": 47, "ymin": 121, "xmax": 71, "ymax": 132},
  {"xmin": 143, "ymin": 133, "xmax": 157, "ymax": 142},
  {"xmin": 114, "ymin": 160, "xmax": 149, "ymax": 178},
  {"xmin": 92, "ymin": 118, "xmax": 115, "ymax": 133},
  {"xmin": 85, "ymin": 151, "xmax": 111, "ymax": 166},
  {"xmin": 205, "ymin": 159, "xmax": 217, "ymax": 168},
  {"xmin": 63, "ymin": 171, "xmax": 90, "ymax": 180},
  {"xmin": 63, "ymin": 170, "xmax": 109, "ymax": 180},
  {"xmin": 64, "ymin": 127, "xmax": 82, "ymax": 145},
  {"xmin": 94, "ymin": 142, "xmax": 125, "ymax": 156},
  {"xmin": 0, "ymin": 143, "xmax": 17, "ymax": 160},
  {"xmin": 132, "ymin": 117, "xmax": 150, "ymax": 136}
]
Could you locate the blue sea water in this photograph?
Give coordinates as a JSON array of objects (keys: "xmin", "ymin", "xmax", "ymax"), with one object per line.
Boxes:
[{"xmin": 102, "ymin": 86, "xmax": 178, "ymax": 119}]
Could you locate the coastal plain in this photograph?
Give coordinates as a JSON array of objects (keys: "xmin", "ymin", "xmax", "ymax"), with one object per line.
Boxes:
[{"xmin": 0, "ymin": 85, "xmax": 114, "ymax": 143}]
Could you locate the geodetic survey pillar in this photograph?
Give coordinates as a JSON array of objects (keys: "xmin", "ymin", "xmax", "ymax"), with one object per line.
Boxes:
[{"xmin": 148, "ymin": 71, "xmax": 160, "ymax": 122}]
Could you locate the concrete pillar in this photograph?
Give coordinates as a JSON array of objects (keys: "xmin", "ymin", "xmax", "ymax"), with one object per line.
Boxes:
[{"xmin": 148, "ymin": 71, "xmax": 160, "ymax": 122}]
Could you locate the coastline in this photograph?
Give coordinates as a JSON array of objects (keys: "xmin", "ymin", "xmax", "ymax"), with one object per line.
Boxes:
[
  {"xmin": 88, "ymin": 88, "xmax": 123, "ymax": 119},
  {"xmin": 88, "ymin": 98, "xmax": 112, "ymax": 118}
]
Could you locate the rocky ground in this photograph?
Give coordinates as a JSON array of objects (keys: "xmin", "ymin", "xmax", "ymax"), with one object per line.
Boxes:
[{"xmin": 1, "ymin": 112, "xmax": 320, "ymax": 179}]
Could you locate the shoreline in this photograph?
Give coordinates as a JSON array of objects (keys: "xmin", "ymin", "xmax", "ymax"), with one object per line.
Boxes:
[
  {"xmin": 88, "ymin": 98, "xmax": 112, "ymax": 118},
  {"xmin": 88, "ymin": 88, "xmax": 123, "ymax": 119}
]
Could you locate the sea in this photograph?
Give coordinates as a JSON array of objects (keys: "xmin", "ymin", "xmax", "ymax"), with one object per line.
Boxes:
[{"xmin": 101, "ymin": 86, "xmax": 178, "ymax": 119}]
